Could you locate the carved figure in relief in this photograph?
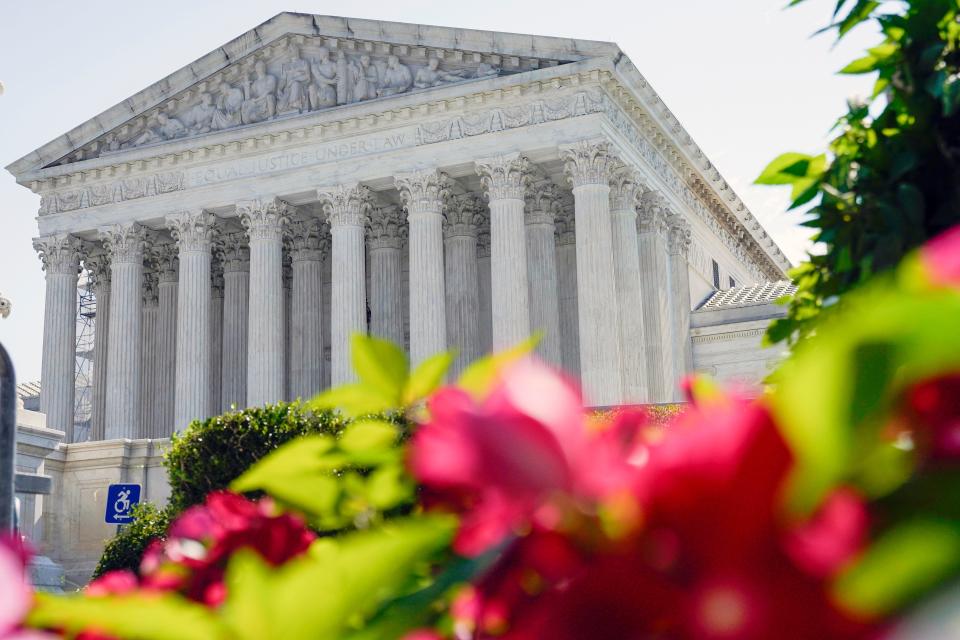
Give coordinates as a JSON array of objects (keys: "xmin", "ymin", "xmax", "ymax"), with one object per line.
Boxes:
[
  {"xmin": 241, "ymin": 60, "xmax": 278, "ymax": 124},
  {"xmin": 475, "ymin": 62, "xmax": 500, "ymax": 78},
  {"xmin": 352, "ymin": 54, "xmax": 379, "ymax": 102},
  {"xmin": 379, "ymin": 55, "xmax": 412, "ymax": 97},
  {"xmin": 414, "ymin": 57, "xmax": 464, "ymax": 89},
  {"xmin": 186, "ymin": 92, "xmax": 216, "ymax": 133},
  {"xmin": 309, "ymin": 47, "xmax": 338, "ymax": 108},
  {"xmin": 128, "ymin": 111, "xmax": 186, "ymax": 147},
  {"xmin": 277, "ymin": 45, "xmax": 312, "ymax": 115},
  {"xmin": 211, "ymin": 81, "xmax": 244, "ymax": 130}
]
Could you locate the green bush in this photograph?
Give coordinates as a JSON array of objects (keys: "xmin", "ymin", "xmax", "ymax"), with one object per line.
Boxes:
[
  {"xmin": 164, "ymin": 402, "xmax": 348, "ymax": 513},
  {"xmin": 92, "ymin": 502, "xmax": 171, "ymax": 579}
]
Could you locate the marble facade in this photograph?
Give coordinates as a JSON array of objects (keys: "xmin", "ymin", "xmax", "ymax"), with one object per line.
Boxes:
[{"xmin": 10, "ymin": 13, "xmax": 792, "ymax": 443}]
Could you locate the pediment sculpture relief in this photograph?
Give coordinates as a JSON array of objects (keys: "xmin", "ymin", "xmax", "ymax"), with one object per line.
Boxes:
[{"xmin": 75, "ymin": 40, "xmax": 514, "ymax": 164}]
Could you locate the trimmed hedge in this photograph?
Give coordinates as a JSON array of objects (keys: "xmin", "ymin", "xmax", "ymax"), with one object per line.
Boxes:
[
  {"xmin": 165, "ymin": 402, "xmax": 348, "ymax": 513},
  {"xmin": 92, "ymin": 502, "xmax": 171, "ymax": 579}
]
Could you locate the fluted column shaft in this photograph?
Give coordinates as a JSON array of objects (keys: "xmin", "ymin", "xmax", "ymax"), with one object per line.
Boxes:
[
  {"xmin": 396, "ymin": 171, "xmax": 449, "ymax": 366},
  {"xmin": 637, "ymin": 192, "xmax": 674, "ymax": 403},
  {"xmin": 220, "ymin": 236, "xmax": 249, "ymax": 410},
  {"xmin": 610, "ymin": 170, "xmax": 649, "ymax": 403},
  {"xmin": 476, "ymin": 216, "xmax": 493, "ymax": 355},
  {"xmin": 140, "ymin": 281, "xmax": 158, "ymax": 439},
  {"xmin": 477, "ymin": 155, "xmax": 531, "ymax": 350},
  {"xmin": 241, "ymin": 199, "xmax": 289, "ymax": 406},
  {"xmin": 289, "ymin": 218, "xmax": 325, "ymax": 399},
  {"xmin": 668, "ymin": 218, "xmax": 694, "ymax": 400},
  {"xmin": 443, "ymin": 195, "xmax": 482, "ymax": 377},
  {"xmin": 35, "ymin": 235, "xmax": 80, "ymax": 441},
  {"xmin": 320, "ymin": 185, "xmax": 371, "ymax": 386},
  {"xmin": 153, "ymin": 244, "xmax": 178, "ymax": 437},
  {"xmin": 525, "ymin": 185, "xmax": 562, "ymax": 367},
  {"xmin": 556, "ymin": 233, "xmax": 581, "ymax": 378},
  {"xmin": 84, "ymin": 249, "xmax": 111, "ymax": 442},
  {"xmin": 210, "ymin": 272, "xmax": 224, "ymax": 415},
  {"xmin": 562, "ymin": 142, "xmax": 623, "ymax": 406},
  {"xmin": 368, "ymin": 206, "xmax": 405, "ymax": 346},
  {"xmin": 100, "ymin": 224, "xmax": 146, "ymax": 439}
]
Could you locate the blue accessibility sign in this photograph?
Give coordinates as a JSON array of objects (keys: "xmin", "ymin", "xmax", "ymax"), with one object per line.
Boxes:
[{"xmin": 104, "ymin": 483, "xmax": 141, "ymax": 525}]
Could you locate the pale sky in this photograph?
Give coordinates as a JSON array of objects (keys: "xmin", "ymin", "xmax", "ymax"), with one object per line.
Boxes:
[{"xmin": 0, "ymin": 0, "xmax": 876, "ymax": 382}]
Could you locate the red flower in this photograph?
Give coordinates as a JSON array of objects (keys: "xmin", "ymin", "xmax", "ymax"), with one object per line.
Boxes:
[
  {"xmin": 410, "ymin": 360, "xmax": 650, "ymax": 556},
  {"xmin": 902, "ymin": 373, "xmax": 960, "ymax": 459},
  {"xmin": 458, "ymin": 390, "xmax": 874, "ymax": 639},
  {"xmin": 138, "ymin": 492, "xmax": 315, "ymax": 605},
  {"xmin": 920, "ymin": 225, "xmax": 960, "ymax": 288}
]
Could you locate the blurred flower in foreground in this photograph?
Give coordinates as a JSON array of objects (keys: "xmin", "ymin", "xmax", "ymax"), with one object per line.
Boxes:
[
  {"xmin": 0, "ymin": 536, "xmax": 57, "ymax": 639},
  {"xmin": 920, "ymin": 226, "xmax": 960, "ymax": 289}
]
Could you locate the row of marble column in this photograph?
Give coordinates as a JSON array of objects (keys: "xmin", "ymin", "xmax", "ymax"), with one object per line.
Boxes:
[{"xmin": 34, "ymin": 139, "xmax": 695, "ymax": 442}]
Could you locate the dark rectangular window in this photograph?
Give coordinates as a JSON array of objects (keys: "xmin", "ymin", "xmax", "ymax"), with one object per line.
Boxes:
[
  {"xmin": 729, "ymin": 276, "xmax": 736, "ymax": 289},
  {"xmin": 712, "ymin": 260, "xmax": 720, "ymax": 289}
]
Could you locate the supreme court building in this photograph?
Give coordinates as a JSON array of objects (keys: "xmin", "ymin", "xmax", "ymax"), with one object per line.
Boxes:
[{"xmin": 9, "ymin": 12, "xmax": 792, "ymax": 448}]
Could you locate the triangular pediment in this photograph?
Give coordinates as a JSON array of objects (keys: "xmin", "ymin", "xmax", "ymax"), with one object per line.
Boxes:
[{"xmin": 7, "ymin": 13, "xmax": 619, "ymax": 176}]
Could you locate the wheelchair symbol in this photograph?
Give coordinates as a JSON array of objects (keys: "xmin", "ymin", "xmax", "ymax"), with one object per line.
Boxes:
[{"xmin": 114, "ymin": 489, "xmax": 132, "ymax": 515}]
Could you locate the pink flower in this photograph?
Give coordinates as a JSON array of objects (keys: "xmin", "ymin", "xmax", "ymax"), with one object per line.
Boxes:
[
  {"xmin": 0, "ymin": 536, "xmax": 57, "ymax": 640},
  {"xmin": 410, "ymin": 360, "xmax": 650, "ymax": 555},
  {"xmin": 902, "ymin": 373, "xmax": 960, "ymax": 459},
  {"xmin": 920, "ymin": 225, "xmax": 960, "ymax": 288}
]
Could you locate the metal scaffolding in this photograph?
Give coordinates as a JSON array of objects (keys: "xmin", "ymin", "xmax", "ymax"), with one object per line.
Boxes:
[{"xmin": 73, "ymin": 277, "xmax": 95, "ymax": 442}]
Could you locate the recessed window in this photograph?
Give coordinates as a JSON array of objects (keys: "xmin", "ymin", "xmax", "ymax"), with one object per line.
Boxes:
[
  {"xmin": 729, "ymin": 276, "xmax": 736, "ymax": 289},
  {"xmin": 712, "ymin": 260, "xmax": 720, "ymax": 289}
]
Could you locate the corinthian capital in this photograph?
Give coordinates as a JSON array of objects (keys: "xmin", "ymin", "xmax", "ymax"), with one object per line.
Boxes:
[
  {"xmin": 167, "ymin": 210, "xmax": 217, "ymax": 253},
  {"xmin": 395, "ymin": 169, "xmax": 452, "ymax": 218},
  {"xmin": 98, "ymin": 222, "xmax": 148, "ymax": 265},
  {"xmin": 217, "ymin": 233, "xmax": 250, "ymax": 273},
  {"xmin": 81, "ymin": 242, "xmax": 111, "ymax": 290},
  {"xmin": 287, "ymin": 218, "xmax": 328, "ymax": 261},
  {"xmin": 317, "ymin": 184, "xmax": 373, "ymax": 228},
  {"xmin": 443, "ymin": 193, "xmax": 484, "ymax": 239},
  {"xmin": 151, "ymin": 240, "xmax": 179, "ymax": 282},
  {"xmin": 367, "ymin": 205, "xmax": 406, "ymax": 250},
  {"xmin": 475, "ymin": 153, "xmax": 531, "ymax": 201},
  {"xmin": 238, "ymin": 198, "xmax": 294, "ymax": 241},
  {"xmin": 554, "ymin": 203, "xmax": 576, "ymax": 246},
  {"xmin": 637, "ymin": 190, "xmax": 672, "ymax": 236},
  {"xmin": 667, "ymin": 214, "xmax": 692, "ymax": 257},
  {"xmin": 561, "ymin": 140, "xmax": 619, "ymax": 188},
  {"xmin": 34, "ymin": 234, "xmax": 81, "ymax": 275},
  {"xmin": 609, "ymin": 164, "xmax": 646, "ymax": 214},
  {"xmin": 525, "ymin": 180, "xmax": 563, "ymax": 226},
  {"xmin": 142, "ymin": 268, "xmax": 159, "ymax": 306},
  {"xmin": 475, "ymin": 206, "xmax": 491, "ymax": 257}
]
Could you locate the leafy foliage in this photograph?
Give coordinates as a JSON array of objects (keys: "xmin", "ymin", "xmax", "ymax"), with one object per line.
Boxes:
[
  {"xmin": 92, "ymin": 502, "xmax": 171, "ymax": 579},
  {"xmin": 758, "ymin": 0, "xmax": 960, "ymax": 344},
  {"xmin": 164, "ymin": 402, "xmax": 348, "ymax": 512}
]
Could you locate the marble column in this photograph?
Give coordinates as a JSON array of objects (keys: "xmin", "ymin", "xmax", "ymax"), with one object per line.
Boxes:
[
  {"xmin": 83, "ymin": 247, "xmax": 111, "ymax": 442},
  {"xmin": 99, "ymin": 223, "xmax": 147, "ymax": 440},
  {"xmin": 34, "ymin": 234, "xmax": 80, "ymax": 441},
  {"xmin": 153, "ymin": 243, "xmax": 178, "ymax": 437},
  {"xmin": 561, "ymin": 141, "xmax": 623, "ymax": 406},
  {"xmin": 282, "ymin": 256, "xmax": 292, "ymax": 400},
  {"xmin": 319, "ymin": 184, "xmax": 372, "ymax": 386},
  {"xmin": 396, "ymin": 170, "xmax": 450, "ymax": 367},
  {"xmin": 609, "ymin": 166, "xmax": 649, "ymax": 403},
  {"xmin": 367, "ymin": 205, "xmax": 405, "ymax": 346},
  {"xmin": 289, "ymin": 218, "xmax": 326, "ymax": 400},
  {"xmin": 219, "ymin": 233, "xmax": 249, "ymax": 410},
  {"xmin": 169, "ymin": 211, "xmax": 215, "ymax": 430},
  {"xmin": 524, "ymin": 181, "xmax": 563, "ymax": 367},
  {"xmin": 140, "ymin": 270, "xmax": 158, "ymax": 438},
  {"xmin": 239, "ymin": 198, "xmax": 291, "ymax": 406},
  {"xmin": 210, "ymin": 262, "xmax": 224, "ymax": 415},
  {"xmin": 475, "ymin": 209, "xmax": 493, "ymax": 355},
  {"xmin": 476, "ymin": 154, "xmax": 531, "ymax": 350},
  {"xmin": 555, "ymin": 205, "xmax": 581, "ymax": 378},
  {"xmin": 637, "ymin": 191, "xmax": 674, "ymax": 403},
  {"xmin": 443, "ymin": 194, "xmax": 483, "ymax": 378},
  {"xmin": 668, "ymin": 214, "xmax": 694, "ymax": 400}
]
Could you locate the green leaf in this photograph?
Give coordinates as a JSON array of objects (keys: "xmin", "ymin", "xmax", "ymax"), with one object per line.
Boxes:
[
  {"xmin": 834, "ymin": 520, "xmax": 960, "ymax": 616},
  {"xmin": 309, "ymin": 383, "xmax": 398, "ymax": 418},
  {"xmin": 840, "ymin": 54, "xmax": 880, "ymax": 74},
  {"xmin": 837, "ymin": 0, "xmax": 879, "ymax": 37},
  {"xmin": 365, "ymin": 463, "xmax": 415, "ymax": 510},
  {"xmin": 351, "ymin": 334, "xmax": 409, "ymax": 404},
  {"xmin": 27, "ymin": 592, "xmax": 228, "ymax": 640},
  {"xmin": 340, "ymin": 419, "xmax": 400, "ymax": 454},
  {"xmin": 403, "ymin": 351, "xmax": 456, "ymax": 405},
  {"xmin": 457, "ymin": 334, "xmax": 540, "ymax": 400}
]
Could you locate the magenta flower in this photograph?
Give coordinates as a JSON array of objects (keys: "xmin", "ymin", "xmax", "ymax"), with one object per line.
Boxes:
[
  {"xmin": 920, "ymin": 225, "xmax": 960, "ymax": 288},
  {"xmin": 0, "ymin": 535, "xmax": 56, "ymax": 640}
]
